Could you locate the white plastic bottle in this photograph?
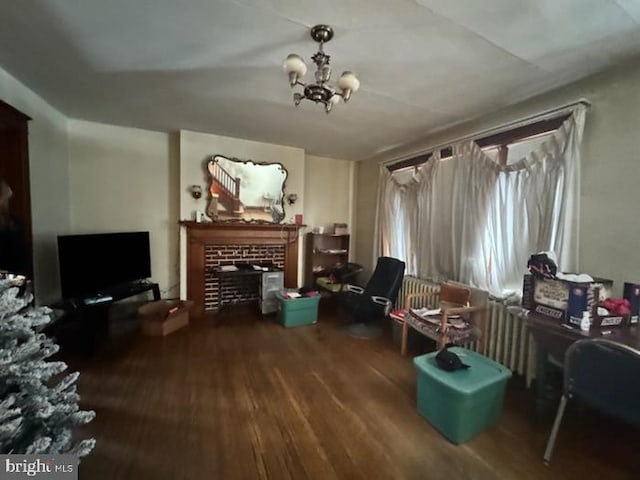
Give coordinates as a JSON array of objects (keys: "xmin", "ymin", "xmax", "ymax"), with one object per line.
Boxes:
[{"xmin": 580, "ymin": 311, "xmax": 591, "ymax": 332}]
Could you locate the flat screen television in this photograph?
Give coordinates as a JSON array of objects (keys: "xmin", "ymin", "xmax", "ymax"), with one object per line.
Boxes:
[{"xmin": 57, "ymin": 231, "xmax": 151, "ymax": 300}]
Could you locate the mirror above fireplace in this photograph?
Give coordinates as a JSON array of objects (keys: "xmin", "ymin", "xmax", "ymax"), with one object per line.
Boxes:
[{"xmin": 206, "ymin": 154, "xmax": 288, "ymax": 223}]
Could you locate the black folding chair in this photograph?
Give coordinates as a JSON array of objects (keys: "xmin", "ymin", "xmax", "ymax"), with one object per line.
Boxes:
[{"xmin": 544, "ymin": 338, "xmax": 640, "ymax": 462}]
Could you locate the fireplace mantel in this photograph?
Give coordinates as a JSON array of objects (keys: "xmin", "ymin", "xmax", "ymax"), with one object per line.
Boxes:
[
  {"xmin": 181, "ymin": 220, "xmax": 302, "ymax": 232},
  {"xmin": 182, "ymin": 221, "xmax": 303, "ymax": 319}
]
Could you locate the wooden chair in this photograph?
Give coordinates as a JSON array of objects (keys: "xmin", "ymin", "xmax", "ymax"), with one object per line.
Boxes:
[{"xmin": 400, "ymin": 282, "xmax": 488, "ymax": 355}]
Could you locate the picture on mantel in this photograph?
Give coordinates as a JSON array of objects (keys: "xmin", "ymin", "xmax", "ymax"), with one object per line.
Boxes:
[{"xmin": 206, "ymin": 154, "xmax": 288, "ymax": 223}]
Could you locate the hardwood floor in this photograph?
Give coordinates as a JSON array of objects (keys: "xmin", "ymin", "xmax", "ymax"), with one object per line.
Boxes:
[{"xmin": 72, "ymin": 304, "xmax": 638, "ymax": 480}]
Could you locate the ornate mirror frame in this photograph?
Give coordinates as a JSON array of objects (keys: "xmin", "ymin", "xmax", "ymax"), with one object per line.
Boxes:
[{"xmin": 205, "ymin": 154, "xmax": 288, "ymax": 223}]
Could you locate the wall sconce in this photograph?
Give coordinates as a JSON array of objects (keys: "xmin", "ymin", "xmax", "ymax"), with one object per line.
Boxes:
[
  {"xmin": 190, "ymin": 185, "xmax": 203, "ymax": 199},
  {"xmin": 286, "ymin": 193, "xmax": 298, "ymax": 205}
]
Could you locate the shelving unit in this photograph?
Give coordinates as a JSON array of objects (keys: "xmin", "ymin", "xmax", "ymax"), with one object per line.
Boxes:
[{"xmin": 304, "ymin": 233, "xmax": 350, "ymax": 287}]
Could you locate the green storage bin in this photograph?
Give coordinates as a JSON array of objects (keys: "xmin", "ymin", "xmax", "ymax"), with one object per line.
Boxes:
[
  {"xmin": 276, "ymin": 292, "xmax": 320, "ymax": 328},
  {"xmin": 413, "ymin": 347, "xmax": 512, "ymax": 444}
]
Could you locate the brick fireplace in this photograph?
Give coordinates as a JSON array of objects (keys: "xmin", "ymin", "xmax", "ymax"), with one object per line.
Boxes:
[
  {"xmin": 204, "ymin": 243, "xmax": 285, "ymax": 311},
  {"xmin": 183, "ymin": 222, "xmax": 301, "ymax": 319}
]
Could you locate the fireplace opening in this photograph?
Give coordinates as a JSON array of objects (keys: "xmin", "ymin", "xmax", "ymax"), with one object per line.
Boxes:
[{"xmin": 204, "ymin": 244, "xmax": 285, "ymax": 312}]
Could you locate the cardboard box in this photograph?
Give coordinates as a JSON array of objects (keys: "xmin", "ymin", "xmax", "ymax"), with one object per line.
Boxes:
[
  {"xmin": 522, "ymin": 274, "xmax": 535, "ymax": 310},
  {"xmin": 565, "ymin": 295, "xmax": 629, "ymax": 330},
  {"xmin": 591, "ymin": 312, "xmax": 628, "ymax": 329},
  {"xmin": 531, "ymin": 276, "xmax": 613, "ymax": 322},
  {"xmin": 563, "ymin": 282, "xmax": 595, "ymax": 328},
  {"xmin": 138, "ymin": 299, "xmax": 194, "ymax": 336},
  {"xmin": 333, "ymin": 223, "xmax": 348, "ymax": 235}
]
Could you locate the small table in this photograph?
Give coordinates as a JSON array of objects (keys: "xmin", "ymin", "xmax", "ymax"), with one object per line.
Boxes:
[{"xmin": 526, "ymin": 312, "xmax": 640, "ymax": 419}]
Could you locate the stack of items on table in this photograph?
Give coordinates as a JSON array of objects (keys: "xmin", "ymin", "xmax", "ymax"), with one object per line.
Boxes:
[{"xmin": 523, "ymin": 251, "xmax": 640, "ymax": 330}]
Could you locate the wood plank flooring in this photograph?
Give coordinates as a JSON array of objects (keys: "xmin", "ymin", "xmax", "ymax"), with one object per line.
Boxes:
[{"xmin": 72, "ymin": 304, "xmax": 638, "ymax": 480}]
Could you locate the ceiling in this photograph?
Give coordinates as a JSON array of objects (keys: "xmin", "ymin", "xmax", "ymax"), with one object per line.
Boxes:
[{"xmin": 1, "ymin": 1, "xmax": 640, "ymax": 161}]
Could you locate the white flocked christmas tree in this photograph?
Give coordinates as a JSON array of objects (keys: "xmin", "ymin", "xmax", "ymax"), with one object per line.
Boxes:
[{"xmin": 0, "ymin": 274, "xmax": 95, "ymax": 456}]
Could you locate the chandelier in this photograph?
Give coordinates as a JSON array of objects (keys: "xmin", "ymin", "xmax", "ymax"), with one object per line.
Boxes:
[{"xmin": 283, "ymin": 25, "xmax": 360, "ymax": 113}]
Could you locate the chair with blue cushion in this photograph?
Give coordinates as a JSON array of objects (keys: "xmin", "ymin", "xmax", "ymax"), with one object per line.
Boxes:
[{"xmin": 544, "ymin": 338, "xmax": 640, "ymax": 462}]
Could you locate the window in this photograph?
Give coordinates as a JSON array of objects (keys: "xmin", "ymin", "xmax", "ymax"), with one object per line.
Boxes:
[{"xmin": 377, "ymin": 108, "xmax": 586, "ymax": 298}]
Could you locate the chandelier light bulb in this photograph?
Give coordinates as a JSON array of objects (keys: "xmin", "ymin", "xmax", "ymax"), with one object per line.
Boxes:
[
  {"xmin": 338, "ymin": 71, "xmax": 359, "ymax": 103},
  {"xmin": 338, "ymin": 71, "xmax": 360, "ymax": 92},
  {"xmin": 283, "ymin": 54, "xmax": 307, "ymax": 82}
]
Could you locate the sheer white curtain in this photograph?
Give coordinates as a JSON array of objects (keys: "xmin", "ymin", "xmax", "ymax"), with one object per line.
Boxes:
[
  {"xmin": 413, "ymin": 146, "xmax": 498, "ymax": 286},
  {"xmin": 375, "ymin": 166, "xmax": 418, "ymax": 274},
  {"xmin": 377, "ymin": 106, "xmax": 586, "ymax": 298}
]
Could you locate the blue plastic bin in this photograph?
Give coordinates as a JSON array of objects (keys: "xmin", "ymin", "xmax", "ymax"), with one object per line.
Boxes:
[
  {"xmin": 276, "ymin": 292, "xmax": 320, "ymax": 327},
  {"xmin": 413, "ymin": 347, "xmax": 512, "ymax": 444}
]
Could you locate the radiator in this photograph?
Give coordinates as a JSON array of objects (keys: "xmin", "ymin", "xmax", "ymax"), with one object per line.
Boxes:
[
  {"xmin": 399, "ymin": 276, "xmax": 536, "ymax": 385},
  {"xmin": 399, "ymin": 276, "xmax": 440, "ymax": 309}
]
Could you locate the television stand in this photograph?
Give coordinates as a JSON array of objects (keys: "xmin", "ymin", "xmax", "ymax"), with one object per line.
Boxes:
[
  {"xmin": 50, "ymin": 281, "xmax": 160, "ymax": 355},
  {"xmin": 105, "ymin": 281, "xmax": 161, "ymax": 302}
]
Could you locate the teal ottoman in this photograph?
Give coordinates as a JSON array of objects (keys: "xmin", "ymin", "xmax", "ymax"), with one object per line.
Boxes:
[{"xmin": 413, "ymin": 347, "xmax": 512, "ymax": 444}]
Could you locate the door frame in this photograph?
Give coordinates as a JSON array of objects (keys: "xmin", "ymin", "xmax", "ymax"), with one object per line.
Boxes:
[{"xmin": 0, "ymin": 98, "xmax": 33, "ymax": 278}]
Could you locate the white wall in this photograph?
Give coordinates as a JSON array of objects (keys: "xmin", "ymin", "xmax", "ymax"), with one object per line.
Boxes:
[
  {"xmin": 304, "ymin": 154, "xmax": 357, "ymax": 262},
  {"xmin": 67, "ymin": 120, "xmax": 179, "ymax": 297},
  {"xmin": 303, "ymin": 155, "xmax": 355, "ymax": 233},
  {"xmin": 356, "ymin": 61, "xmax": 640, "ymax": 295},
  {"xmin": 179, "ymin": 130, "xmax": 306, "ymax": 221},
  {"xmin": 1, "ymin": 65, "xmax": 356, "ymax": 302},
  {"xmin": 0, "ymin": 65, "xmax": 70, "ymax": 304},
  {"xmin": 43, "ymin": 121, "xmax": 356, "ymax": 303},
  {"xmin": 353, "ymin": 162, "xmax": 378, "ymax": 278},
  {"xmin": 179, "ymin": 130, "xmax": 306, "ymax": 291}
]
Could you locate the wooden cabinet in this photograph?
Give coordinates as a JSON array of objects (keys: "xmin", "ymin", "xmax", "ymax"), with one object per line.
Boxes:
[{"xmin": 304, "ymin": 233, "xmax": 350, "ymax": 286}]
